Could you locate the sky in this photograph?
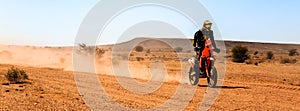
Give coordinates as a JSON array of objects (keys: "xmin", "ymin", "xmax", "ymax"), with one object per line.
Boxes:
[
  {"xmin": 201, "ymin": 0, "xmax": 300, "ymax": 44},
  {"xmin": 0, "ymin": 0, "xmax": 299, "ymax": 46}
]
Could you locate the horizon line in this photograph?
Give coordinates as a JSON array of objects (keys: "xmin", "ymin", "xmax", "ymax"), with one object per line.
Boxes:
[{"xmin": 0, "ymin": 38, "xmax": 299, "ymax": 47}]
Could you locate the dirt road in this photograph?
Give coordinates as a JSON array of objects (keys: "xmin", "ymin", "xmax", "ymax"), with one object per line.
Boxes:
[{"xmin": 1, "ymin": 63, "xmax": 300, "ymax": 110}]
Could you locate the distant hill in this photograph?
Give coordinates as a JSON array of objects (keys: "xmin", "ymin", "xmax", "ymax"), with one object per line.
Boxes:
[
  {"xmin": 111, "ymin": 38, "xmax": 194, "ymax": 52},
  {"xmin": 224, "ymin": 40, "xmax": 300, "ymax": 54},
  {"xmin": 109, "ymin": 37, "xmax": 300, "ymax": 54}
]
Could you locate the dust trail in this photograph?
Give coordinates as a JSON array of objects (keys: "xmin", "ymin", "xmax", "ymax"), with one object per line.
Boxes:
[
  {"xmin": 0, "ymin": 45, "xmax": 189, "ymax": 84},
  {"xmin": 0, "ymin": 45, "xmax": 73, "ymax": 70}
]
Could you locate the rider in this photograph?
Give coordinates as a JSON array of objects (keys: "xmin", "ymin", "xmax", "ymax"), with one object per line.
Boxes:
[
  {"xmin": 201, "ymin": 20, "xmax": 220, "ymax": 53},
  {"xmin": 194, "ymin": 20, "xmax": 220, "ymax": 59},
  {"xmin": 193, "ymin": 20, "xmax": 220, "ymax": 77}
]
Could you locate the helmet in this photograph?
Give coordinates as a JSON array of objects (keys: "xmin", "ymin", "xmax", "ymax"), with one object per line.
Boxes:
[
  {"xmin": 203, "ymin": 20, "xmax": 212, "ymax": 30},
  {"xmin": 203, "ymin": 20, "xmax": 212, "ymax": 25}
]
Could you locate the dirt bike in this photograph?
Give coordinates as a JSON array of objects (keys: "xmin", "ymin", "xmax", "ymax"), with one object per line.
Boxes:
[{"xmin": 188, "ymin": 49, "xmax": 218, "ymax": 87}]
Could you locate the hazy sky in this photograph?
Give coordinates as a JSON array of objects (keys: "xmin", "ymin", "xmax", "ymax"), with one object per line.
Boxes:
[{"xmin": 0, "ymin": 0, "xmax": 299, "ymax": 46}]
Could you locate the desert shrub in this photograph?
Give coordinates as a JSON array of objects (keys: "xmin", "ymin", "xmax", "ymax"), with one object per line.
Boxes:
[
  {"xmin": 266, "ymin": 51, "xmax": 274, "ymax": 60},
  {"xmin": 135, "ymin": 46, "xmax": 144, "ymax": 52},
  {"xmin": 289, "ymin": 49, "xmax": 298, "ymax": 56},
  {"xmin": 78, "ymin": 43, "xmax": 87, "ymax": 49},
  {"xmin": 174, "ymin": 47, "xmax": 183, "ymax": 52},
  {"xmin": 136, "ymin": 57, "xmax": 144, "ymax": 61},
  {"xmin": 253, "ymin": 56, "xmax": 260, "ymax": 59},
  {"xmin": 231, "ymin": 45, "xmax": 249, "ymax": 63},
  {"xmin": 281, "ymin": 58, "xmax": 297, "ymax": 64},
  {"xmin": 5, "ymin": 67, "xmax": 28, "ymax": 83},
  {"xmin": 146, "ymin": 49, "xmax": 151, "ymax": 53},
  {"xmin": 253, "ymin": 51, "xmax": 259, "ymax": 55},
  {"xmin": 95, "ymin": 47, "xmax": 106, "ymax": 58},
  {"xmin": 281, "ymin": 58, "xmax": 289, "ymax": 64},
  {"xmin": 259, "ymin": 59, "xmax": 265, "ymax": 63},
  {"xmin": 245, "ymin": 60, "xmax": 252, "ymax": 64},
  {"xmin": 78, "ymin": 43, "xmax": 94, "ymax": 54}
]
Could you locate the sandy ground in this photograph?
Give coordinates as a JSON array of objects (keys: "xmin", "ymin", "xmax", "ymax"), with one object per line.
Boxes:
[
  {"xmin": 0, "ymin": 40, "xmax": 300, "ymax": 110},
  {"xmin": 1, "ymin": 62, "xmax": 299, "ymax": 110},
  {"xmin": 0, "ymin": 64, "xmax": 89, "ymax": 111}
]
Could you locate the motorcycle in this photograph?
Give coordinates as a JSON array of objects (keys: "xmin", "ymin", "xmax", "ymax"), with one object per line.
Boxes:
[{"xmin": 188, "ymin": 49, "xmax": 218, "ymax": 87}]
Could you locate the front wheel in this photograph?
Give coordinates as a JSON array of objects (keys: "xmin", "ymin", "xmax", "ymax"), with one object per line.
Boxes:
[
  {"xmin": 208, "ymin": 66, "xmax": 218, "ymax": 88},
  {"xmin": 189, "ymin": 67, "xmax": 199, "ymax": 85}
]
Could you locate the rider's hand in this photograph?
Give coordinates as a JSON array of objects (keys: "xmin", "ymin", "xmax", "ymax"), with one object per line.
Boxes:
[{"xmin": 194, "ymin": 47, "xmax": 198, "ymax": 51}]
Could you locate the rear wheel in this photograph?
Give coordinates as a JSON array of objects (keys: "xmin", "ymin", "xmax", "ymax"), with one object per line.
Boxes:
[
  {"xmin": 208, "ymin": 66, "xmax": 218, "ymax": 88},
  {"xmin": 189, "ymin": 67, "xmax": 199, "ymax": 85}
]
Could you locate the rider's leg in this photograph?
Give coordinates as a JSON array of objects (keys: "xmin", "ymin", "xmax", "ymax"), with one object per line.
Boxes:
[
  {"xmin": 199, "ymin": 47, "xmax": 204, "ymax": 59},
  {"xmin": 199, "ymin": 56, "xmax": 204, "ymax": 69},
  {"xmin": 206, "ymin": 58, "xmax": 211, "ymax": 78}
]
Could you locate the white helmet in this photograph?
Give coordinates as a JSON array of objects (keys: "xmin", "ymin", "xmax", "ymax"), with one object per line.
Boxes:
[{"xmin": 203, "ymin": 20, "xmax": 212, "ymax": 30}]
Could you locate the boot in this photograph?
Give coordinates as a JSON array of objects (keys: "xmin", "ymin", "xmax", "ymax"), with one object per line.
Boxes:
[{"xmin": 207, "ymin": 77, "xmax": 210, "ymax": 84}]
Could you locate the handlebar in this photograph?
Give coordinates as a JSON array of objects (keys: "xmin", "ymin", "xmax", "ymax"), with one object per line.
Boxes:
[{"xmin": 194, "ymin": 47, "xmax": 221, "ymax": 53}]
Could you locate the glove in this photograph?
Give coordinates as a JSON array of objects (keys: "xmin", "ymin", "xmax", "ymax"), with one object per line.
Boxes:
[{"xmin": 194, "ymin": 47, "xmax": 200, "ymax": 51}]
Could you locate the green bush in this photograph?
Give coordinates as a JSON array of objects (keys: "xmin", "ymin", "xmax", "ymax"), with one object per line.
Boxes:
[
  {"xmin": 266, "ymin": 51, "xmax": 274, "ymax": 60},
  {"xmin": 77, "ymin": 43, "xmax": 94, "ymax": 55},
  {"xmin": 146, "ymin": 49, "xmax": 151, "ymax": 53},
  {"xmin": 95, "ymin": 47, "xmax": 106, "ymax": 58},
  {"xmin": 136, "ymin": 57, "xmax": 144, "ymax": 61},
  {"xmin": 289, "ymin": 49, "xmax": 298, "ymax": 56},
  {"xmin": 5, "ymin": 67, "xmax": 28, "ymax": 83},
  {"xmin": 281, "ymin": 58, "xmax": 297, "ymax": 64},
  {"xmin": 231, "ymin": 45, "xmax": 249, "ymax": 63},
  {"xmin": 135, "ymin": 46, "xmax": 144, "ymax": 52}
]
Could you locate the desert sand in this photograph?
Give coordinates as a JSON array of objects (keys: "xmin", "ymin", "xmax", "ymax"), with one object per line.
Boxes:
[{"xmin": 1, "ymin": 38, "xmax": 300, "ymax": 110}]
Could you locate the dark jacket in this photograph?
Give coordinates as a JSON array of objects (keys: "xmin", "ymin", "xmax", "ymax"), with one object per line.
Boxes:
[
  {"xmin": 193, "ymin": 30, "xmax": 205, "ymax": 48},
  {"xmin": 201, "ymin": 27, "xmax": 217, "ymax": 49}
]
